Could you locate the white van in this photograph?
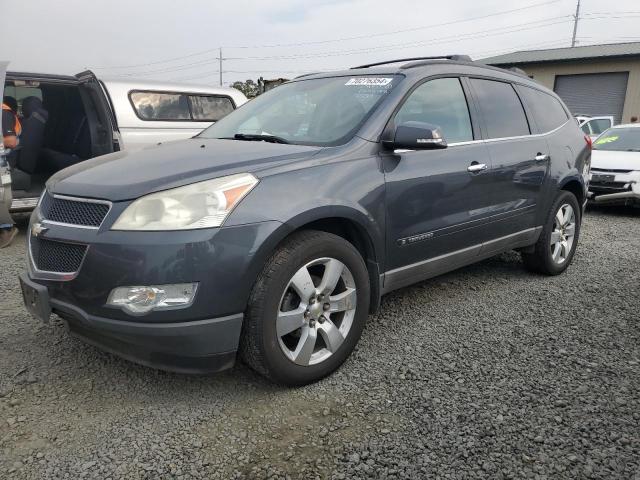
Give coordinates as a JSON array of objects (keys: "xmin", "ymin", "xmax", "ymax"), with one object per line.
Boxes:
[{"xmin": 2, "ymin": 68, "xmax": 247, "ymax": 212}]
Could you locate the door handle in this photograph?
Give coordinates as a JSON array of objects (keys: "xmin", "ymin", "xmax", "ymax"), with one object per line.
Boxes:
[
  {"xmin": 535, "ymin": 153, "xmax": 550, "ymax": 162},
  {"xmin": 467, "ymin": 163, "xmax": 488, "ymax": 173}
]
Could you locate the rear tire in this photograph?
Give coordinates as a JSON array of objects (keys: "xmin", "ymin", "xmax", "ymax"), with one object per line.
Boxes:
[
  {"xmin": 522, "ymin": 190, "xmax": 581, "ymax": 275},
  {"xmin": 240, "ymin": 230, "xmax": 370, "ymax": 386}
]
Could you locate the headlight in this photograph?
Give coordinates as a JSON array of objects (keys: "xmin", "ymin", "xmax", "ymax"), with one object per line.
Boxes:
[
  {"xmin": 107, "ymin": 283, "xmax": 198, "ymax": 315},
  {"xmin": 111, "ymin": 173, "xmax": 258, "ymax": 231}
]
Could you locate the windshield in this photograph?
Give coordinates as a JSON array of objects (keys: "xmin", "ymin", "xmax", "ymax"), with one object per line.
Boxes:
[
  {"xmin": 593, "ymin": 127, "xmax": 640, "ymax": 152},
  {"xmin": 198, "ymin": 75, "xmax": 402, "ymax": 147}
]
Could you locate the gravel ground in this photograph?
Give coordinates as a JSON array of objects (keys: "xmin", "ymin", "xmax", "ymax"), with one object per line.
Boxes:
[{"xmin": 0, "ymin": 207, "xmax": 639, "ymax": 480}]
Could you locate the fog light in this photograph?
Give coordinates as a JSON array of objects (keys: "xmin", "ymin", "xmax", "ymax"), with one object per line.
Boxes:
[{"xmin": 107, "ymin": 283, "xmax": 198, "ymax": 315}]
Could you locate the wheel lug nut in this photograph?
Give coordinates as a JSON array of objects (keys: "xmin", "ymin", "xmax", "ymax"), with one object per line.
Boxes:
[
  {"xmin": 310, "ymin": 297, "xmax": 316, "ymax": 304},
  {"xmin": 323, "ymin": 303, "xmax": 330, "ymax": 311},
  {"xmin": 318, "ymin": 316, "xmax": 326, "ymax": 324},
  {"xmin": 309, "ymin": 320, "xmax": 316, "ymax": 327}
]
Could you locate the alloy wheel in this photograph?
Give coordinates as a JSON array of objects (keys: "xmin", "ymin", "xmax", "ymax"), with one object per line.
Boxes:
[
  {"xmin": 276, "ymin": 257, "xmax": 357, "ymax": 366},
  {"xmin": 550, "ymin": 203, "xmax": 576, "ymax": 265}
]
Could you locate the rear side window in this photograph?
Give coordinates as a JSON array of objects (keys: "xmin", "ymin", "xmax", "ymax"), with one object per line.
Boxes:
[
  {"xmin": 518, "ymin": 86, "xmax": 569, "ymax": 133},
  {"xmin": 3, "ymin": 84, "xmax": 43, "ymax": 116},
  {"xmin": 130, "ymin": 91, "xmax": 190, "ymax": 121},
  {"xmin": 189, "ymin": 95, "xmax": 234, "ymax": 121},
  {"xmin": 471, "ymin": 79, "xmax": 530, "ymax": 139},
  {"xmin": 395, "ymin": 78, "xmax": 473, "ymax": 143},
  {"xmin": 129, "ymin": 91, "xmax": 235, "ymax": 122}
]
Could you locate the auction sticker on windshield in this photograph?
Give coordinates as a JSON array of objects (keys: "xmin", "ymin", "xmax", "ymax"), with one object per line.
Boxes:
[{"xmin": 345, "ymin": 77, "xmax": 393, "ymax": 86}]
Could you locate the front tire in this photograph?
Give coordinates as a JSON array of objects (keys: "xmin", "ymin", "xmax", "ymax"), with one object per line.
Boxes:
[
  {"xmin": 522, "ymin": 190, "xmax": 581, "ymax": 275},
  {"xmin": 240, "ymin": 230, "xmax": 370, "ymax": 386}
]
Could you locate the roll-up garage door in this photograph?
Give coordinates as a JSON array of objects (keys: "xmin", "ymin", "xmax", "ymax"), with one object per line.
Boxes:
[{"xmin": 554, "ymin": 72, "xmax": 629, "ymax": 124}]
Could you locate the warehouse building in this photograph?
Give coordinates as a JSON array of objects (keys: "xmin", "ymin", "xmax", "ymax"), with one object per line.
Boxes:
[{"xmin": 482, "ymin": 42, "xmax": 640, "ymax": 124}]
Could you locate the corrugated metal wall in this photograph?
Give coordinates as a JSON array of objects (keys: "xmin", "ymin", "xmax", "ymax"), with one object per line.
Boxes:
[{"xmin": 554, "ymin": 72, "xmax": 629, "ymax": 124}]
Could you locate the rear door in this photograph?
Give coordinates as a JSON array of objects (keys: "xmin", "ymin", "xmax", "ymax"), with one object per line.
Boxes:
[
  {"xmin": 468, "ymin": 78, "xmax": 548, "ymax": 239},
  {"xmin": 580, "ymin": 117, "xmax": 614, "ymax": 138},
  {"xmin": 76, "ymin": 70, "xmax": 120, "ymax": 155},
  {"xmin": 516, "ymin": 84, "xmax": 575, "ymax": 211},
  {"xmin": 383, "ymin": 76, "xmax": 494, "ymax": 290}
]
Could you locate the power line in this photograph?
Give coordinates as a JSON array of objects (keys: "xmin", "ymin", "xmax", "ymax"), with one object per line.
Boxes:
[
  {"xmin": 93, "ymin": 0, "xmax": 561, "ymax": 71},
  {"xmin": 109, "ymin": 15, "xmax": 572, "ymax": 77},
  {"xmin": 96, "ymin": 9, "xmax": 640, "ymax": 82},
  {"xmin": 230, "ymin": 16, "xmax": 572, "ymax": 61},
  {"xmin": 224, "ymin": 0, "xmax": 563, "ymax": 49}
]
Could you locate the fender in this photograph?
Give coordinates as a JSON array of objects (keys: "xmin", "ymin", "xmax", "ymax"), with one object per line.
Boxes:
[
  {"xmin": 233, "ymin": 203, "xmax": 384, "ymax": 315},
  {"xmin": 558, "ymin": 170, "xmax": 588, "ymax": 205}
]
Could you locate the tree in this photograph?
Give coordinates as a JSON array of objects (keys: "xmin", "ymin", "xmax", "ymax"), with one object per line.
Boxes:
[{"xmin": 232, "ymin": 79, "xmax": 260, "ymax": 98}]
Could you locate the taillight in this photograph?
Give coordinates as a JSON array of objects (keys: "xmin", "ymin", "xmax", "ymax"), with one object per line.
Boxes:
[{"xmin": 584, "ymin": 135, "xmax": 593, "ymax": 150}]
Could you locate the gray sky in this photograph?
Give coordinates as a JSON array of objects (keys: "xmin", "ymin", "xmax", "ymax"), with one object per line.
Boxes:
[{"xmin": 2, "ymin": 0, "xmax": 639, "ymax": 86}]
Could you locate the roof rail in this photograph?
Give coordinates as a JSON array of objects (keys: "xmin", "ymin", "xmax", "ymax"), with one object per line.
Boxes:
[{"xmin": 352, "ymin": 55, "xmax": 472, "ymax": 69}]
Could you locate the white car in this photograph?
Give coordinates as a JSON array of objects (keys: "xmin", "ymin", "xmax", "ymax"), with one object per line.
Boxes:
[{"xmin": 588, "ymin": 123, "xmax": 640, "ymax": 206}]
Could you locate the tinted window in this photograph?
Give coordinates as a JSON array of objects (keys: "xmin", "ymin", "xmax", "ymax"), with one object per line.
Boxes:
[
  {"xmin": 593, "ymin": 127, "xmax": 640, "ymax": 152},
  {"xmin": 189, "ymin": 95, "xmax": 234, "ymax": 121},
  {"xmin": 130, "ymin": 91, "xmax": 190, "ymax": 121},
  {"xmin": 395, "ymin": 78, "xmax": 473, "ymax": 143},
  {"xmin": 471, "ymin": 79, "xmax": 530, "ymax": 139},
  {"xmin": 3, "ymin": 85, "xmax": 43, "ymax": 116},
  {"xmin": 519, "ymin": 86, "xmax": 569, "ymax": 133}
]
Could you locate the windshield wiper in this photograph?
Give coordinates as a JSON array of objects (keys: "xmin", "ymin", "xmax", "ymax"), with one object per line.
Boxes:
[{"xmin": 231, "ymin": 133, "xmax": 290, "ymax": 144}]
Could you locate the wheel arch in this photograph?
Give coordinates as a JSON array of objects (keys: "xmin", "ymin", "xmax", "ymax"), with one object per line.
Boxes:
[
  {"xmin": 559, "ymin": 175, "xmax": 586, "ymax": 209},
  {"xmin": 250, "ymin": 207, "xmax": 384, "ymax": 314}
]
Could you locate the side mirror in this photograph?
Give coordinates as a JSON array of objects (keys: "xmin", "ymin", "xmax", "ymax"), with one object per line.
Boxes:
[{"xmin": 388, "ymin": 121, "xmax": 448, "ymax": 150}]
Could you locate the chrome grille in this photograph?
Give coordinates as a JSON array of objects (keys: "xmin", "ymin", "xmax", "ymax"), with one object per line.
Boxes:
[
  {"xmin": 31, "ymin": 238, "xmax": 88, "ymax": 273},
  {"xmin": 40, "ymin": 193, "xmax": 110, "ymax": 228}
]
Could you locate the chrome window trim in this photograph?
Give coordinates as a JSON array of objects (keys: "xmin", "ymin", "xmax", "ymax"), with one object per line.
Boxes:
[
  {"xmin": 448, "ymin": 119, "xmax": 571, "ymax": 147},
  {"xmin": 394, "ymin": 119, "xmax": 571, "ymax": 152},
  {"xmin": 41, "ymin": 193, "xmax": 113, "ymax": 230}
]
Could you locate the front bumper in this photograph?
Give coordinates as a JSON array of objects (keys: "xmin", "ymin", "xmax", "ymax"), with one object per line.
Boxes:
[
  {"xmin": 21, "ymin": 202, "xmax": 286, "ymax": 373},
  {"xmin": 588, "ymin": 170, "xmax": 640, "ymax": 205},
  {"xmin": 21, "ymin": 272, "xmax": 242, "ymax": 373}
]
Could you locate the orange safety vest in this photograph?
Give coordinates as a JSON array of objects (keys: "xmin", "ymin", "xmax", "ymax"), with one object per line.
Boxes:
[{"xmin": 2, "ymin": 103, "xmax": 21, "ymax": 137}]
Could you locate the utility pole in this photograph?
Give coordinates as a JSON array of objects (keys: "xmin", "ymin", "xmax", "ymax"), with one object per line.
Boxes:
[
  {"xmin": 571, "ymin": 0, "xmax": 581, "ymax": 47},
  {"xmin": 219, "ymin": 48, "xmax": 223, "ymax": 86}
]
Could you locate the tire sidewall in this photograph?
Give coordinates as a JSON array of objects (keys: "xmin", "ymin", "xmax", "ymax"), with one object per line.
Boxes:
[
  {"xmin": 254, "ymin": 233, "xmax": 370, "ymax": 385},
  {"xmin": 540, "ymin": 191, "xmax": 582, "ymax": 274}
]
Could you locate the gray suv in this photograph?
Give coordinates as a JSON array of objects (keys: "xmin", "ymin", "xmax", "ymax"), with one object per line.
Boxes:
[{"xmin": 19, "ymin": 56, "xmax": 591, "ymax": 385}]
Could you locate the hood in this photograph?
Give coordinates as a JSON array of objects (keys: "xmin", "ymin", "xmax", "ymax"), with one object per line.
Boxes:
[
  {"xmin": 591, "ymin": 149, "xmax": 640, "ymax": 171},
  {"xmin": 47, "ymin": 138, "xmax": 322, "ymax": 201}
]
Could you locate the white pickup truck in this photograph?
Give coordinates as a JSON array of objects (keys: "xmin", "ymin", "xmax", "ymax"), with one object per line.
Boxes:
[{"xmin": 2, "ymin": 64, "xmax": 247, "ymax": 213}]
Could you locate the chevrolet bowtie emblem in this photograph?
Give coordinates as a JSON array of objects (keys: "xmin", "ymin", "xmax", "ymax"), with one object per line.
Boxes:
[{"xmin": 31, "ymin": 222, "xmax": 48, "ymax": 237}]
